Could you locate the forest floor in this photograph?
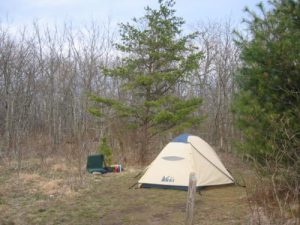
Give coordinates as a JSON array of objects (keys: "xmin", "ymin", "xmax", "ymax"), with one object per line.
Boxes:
[{"xmin": 0, "ymin": 153, "xmax": 255, "ymax": 225}]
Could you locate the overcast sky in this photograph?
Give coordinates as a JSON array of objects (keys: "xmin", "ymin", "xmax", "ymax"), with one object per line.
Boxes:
[{"xmin": 0, "ymin": 0, "xmax": 269, "ymax": 29}]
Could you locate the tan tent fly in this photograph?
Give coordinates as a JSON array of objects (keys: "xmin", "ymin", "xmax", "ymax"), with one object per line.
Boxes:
[{"xmin": 138, "ymin": 133, "xmax": 234, "ymax": 190}]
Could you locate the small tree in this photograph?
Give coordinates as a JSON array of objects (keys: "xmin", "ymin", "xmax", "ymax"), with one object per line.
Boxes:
[
  {"xmin": 90, "ymin": 0, "xmax": 203, "ymax": 163},
  {"xmin": 98, "ymin": 137, "xmax": 112, "ymax": 165}
]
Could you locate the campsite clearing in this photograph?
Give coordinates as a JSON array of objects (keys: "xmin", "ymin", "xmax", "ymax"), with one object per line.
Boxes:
[{"xmin": 0, "ymin": 153, "xmax": 253, "ymax": 225}]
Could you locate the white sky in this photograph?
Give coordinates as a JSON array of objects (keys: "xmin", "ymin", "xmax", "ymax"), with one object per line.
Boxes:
[{"xmin": 0, "ymin": 0, "xmax": 269, "ymax": 29}]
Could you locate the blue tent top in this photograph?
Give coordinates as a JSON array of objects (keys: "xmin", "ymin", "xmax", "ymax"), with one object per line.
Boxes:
[{"xmin": 171, "ymin": 133, "xmax": 191, "ymax": 143}]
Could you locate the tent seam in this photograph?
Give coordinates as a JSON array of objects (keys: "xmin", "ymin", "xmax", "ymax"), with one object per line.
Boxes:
[{"xmin": 188, "ymin": 142, "xmax": 235, "ymax": 184}]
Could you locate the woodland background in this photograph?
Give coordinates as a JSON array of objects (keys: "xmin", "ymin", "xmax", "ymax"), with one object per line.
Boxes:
[{"xmin": 0, "ymin": 16, "xmax": 238, "ymax": 164}]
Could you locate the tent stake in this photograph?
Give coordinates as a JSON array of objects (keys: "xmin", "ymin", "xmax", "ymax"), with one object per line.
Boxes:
[{"xmin": 185, "ymin": 172, "xmax": 197, "ymax": 225}]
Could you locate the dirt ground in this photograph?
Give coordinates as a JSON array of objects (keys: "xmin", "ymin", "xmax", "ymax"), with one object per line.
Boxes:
[{"xmin": 0, "ymin": 153, "xmax": 253, "ymax": 225}]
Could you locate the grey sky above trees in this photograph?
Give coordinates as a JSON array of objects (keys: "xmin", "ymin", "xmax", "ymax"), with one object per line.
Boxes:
[{"xmin": 1, "ymin": 0, "xmax": 269, "ymax": 30}]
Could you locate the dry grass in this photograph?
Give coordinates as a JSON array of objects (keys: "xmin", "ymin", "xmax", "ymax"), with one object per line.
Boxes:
[
  {"xmin": 5, "ymin": 170, "xmax": 78, "ymax": 198},
  {"xmin": 51, "ymin": 163, "xmax": 69, "ymax": 172},
  {"xmin": 19, "ymin": 173, "xmax": 41, "ymax": 182},
  {"xmin": 39, "ymin": 179, "xmax": 64, "ymax": 195},
  {"xmin": 245, "ymin": 177, "xmax": 300, "ymax": 225},
  {"xmin": 0, "ymin": 155, "xmax": 252, "ymax": 225},
  {"xmin": 51, "ymin": 162, "xmax": 77, "ymax": 173}
]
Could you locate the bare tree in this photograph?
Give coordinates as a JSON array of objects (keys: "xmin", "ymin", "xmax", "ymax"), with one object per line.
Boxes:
[{"xmin": 192, "ymin": 20, "xmax": 240, "ymax": 151}]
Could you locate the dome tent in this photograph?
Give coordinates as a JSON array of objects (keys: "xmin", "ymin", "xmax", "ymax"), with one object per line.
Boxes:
[{"xmin": 138, "ymin": 133, "xmax": 234, "ymax": 190}]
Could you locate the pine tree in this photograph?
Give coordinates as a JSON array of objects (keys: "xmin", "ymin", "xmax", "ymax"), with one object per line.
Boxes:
[
  {"xmin": 233, "ymin": 0, "xmax": 300, "ymax": 164},
  {"xmin": 98, "ymin": 137, "xmax": 112, "ymax": 165},
  {"xmin": 89, "ymin": 0, "xmax": 202, "ymax": 163}
]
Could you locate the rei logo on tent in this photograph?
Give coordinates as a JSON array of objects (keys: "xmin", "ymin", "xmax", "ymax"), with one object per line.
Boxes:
[{"xmin": 161, "ymin": 176, "xmax": 175, "ymax": 182}]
